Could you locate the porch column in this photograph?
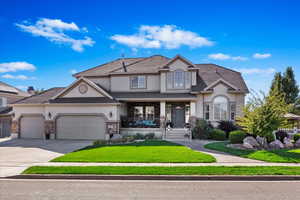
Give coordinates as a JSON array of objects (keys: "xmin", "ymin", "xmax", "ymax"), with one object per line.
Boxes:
[
  {"xmin": 160, "ymin": 101, "xmax": 166, "ymax": 134},
  {"xmin": 189, "ymin": 101, "xmax": 197, "ymax": 129},
  {"xmin": 190, "ymin": 101, "xmax": 196, "ymax": 116},
  {"xmin": 160, "ymin": 101, "xmax": 166, "ymax": 118}
]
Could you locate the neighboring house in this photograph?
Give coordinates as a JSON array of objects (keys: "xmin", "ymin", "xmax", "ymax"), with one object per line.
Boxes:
[
  {"xmin": 11, "ymin": 55, "xmax": 248, "ymax": 140},
  {"xmin": 0, "ymin": 81, "xmax": 29, "ymax": 138}
]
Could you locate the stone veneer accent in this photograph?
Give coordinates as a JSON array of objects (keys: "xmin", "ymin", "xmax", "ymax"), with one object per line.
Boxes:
[
  {"xmin": 106, "ymin": 121, "xmax": 119, "ymax": 136},
  {"xmin": 45, "ymin": 120, "xmax": 55, "ymax": 135},
  {"xmin": 11, "ymin": 120, "xmax": 19, "ymax": 134}
]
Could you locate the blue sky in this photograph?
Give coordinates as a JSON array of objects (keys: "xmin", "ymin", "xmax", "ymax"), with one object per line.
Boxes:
[{"xmin": 1, "ymin": 0, "xmax": 300, "ymax": 94}]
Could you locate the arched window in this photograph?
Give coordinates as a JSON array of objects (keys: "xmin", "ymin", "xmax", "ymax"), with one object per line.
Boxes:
[{"xmin": 213, "ymin": 96, "xmax": 228, "ymax": 121}]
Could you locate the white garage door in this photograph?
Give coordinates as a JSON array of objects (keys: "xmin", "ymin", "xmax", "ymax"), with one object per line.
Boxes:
[
  {"xmin": 56, "ymin": 115, "xmax": 105, "ymax": 140},
  {"xmin": 20, "ymin": 116, "xmax": 44, "ymax": 139}
]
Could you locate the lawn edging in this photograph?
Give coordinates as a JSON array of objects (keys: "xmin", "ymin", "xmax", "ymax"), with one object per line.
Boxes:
[{"xmin": 22, "ymin": 166, "xmax": 300, "ymax": 176}]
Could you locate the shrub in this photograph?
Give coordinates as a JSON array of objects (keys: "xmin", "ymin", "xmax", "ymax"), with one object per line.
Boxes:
[
  {"xmin": 229, "ymin": 130, "xmax": 247, "ymax": 144},
  {"xmin": 145, "ymin": 133, "xmax": 155, "ymax": 140},
  {"xmin": 210, "ymin": 129, "xmax": 226, "ymax": 141},
  {"xmin": 93, "ymin": 140, "xmax": 107, "ymax": 146},
  {"xmin": 217, "ymin": 120, "xmax": 238, "ymax": 137},
  {"xmin": 266, "ymin": 133, "xmax": 276, "ymax": 143},
  {"xmin": 192, "ymin": 119, "xmax": 213, "ymax": 139},
  {"xmin": 134, "ymin": 133, "xmax": 145, "ymax": 140},
  {"xmin": 293, "ymin": 133, "xmax": 300, "ymax": 142},
  {"xmin": 275, "ymin": 130, "xmax": 288, "ymax": 142}
]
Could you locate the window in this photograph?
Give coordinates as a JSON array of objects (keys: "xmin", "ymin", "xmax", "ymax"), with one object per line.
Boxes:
[
  {"xmin": 174, "ymin": 70, "xmax": 184, "ymax": 88},
  {"xmin": 167, "ymin": 70, "xmax": 189, "ymax": 89},
  {"xmin": 204, "ymin": 103, "xmax": 210, "ymax": 120},
  {"xmin": 145, "ymin": 106, "xmax": 154, "ymax": 120},
  {"xmin": 230, "ymin": 103, "xmax": 236, "ymax": 121},
  {"xmin": 213, "ymin": 96, "xmax": 228, "ymax": 121},
  {"xmin": 131, "ymin": 76, "xmax": 146, "ymax": 89},
  {"xmin": 134, "ymin": 106, "xmax": 143, "ymax": 120},
  {"xmin": 0, "ymin": 97, "xmax": 6, "ymax": 107},
  {"xmin": 185, "ymin": 71, "xmax": 191, "ymax": 88}
]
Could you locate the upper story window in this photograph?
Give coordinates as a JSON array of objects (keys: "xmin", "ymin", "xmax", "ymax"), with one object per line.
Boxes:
[
  {"xmin": 174, "ymin": 70, "xmax": 184, "ymax": 88},
  {"xmin": 131, "ymin": 76, "xmax": 146, "ymax": 89},
  {"xmin": 0, "ymin": 97, "xmax": 7, "ymax": 107},
  {"xmin": 167, "ymin": 70, "xmax": 191, "ymax": 89},
  {"xmin": 213, "ymin": 96, "xmax": 228, "ymax": 121}
]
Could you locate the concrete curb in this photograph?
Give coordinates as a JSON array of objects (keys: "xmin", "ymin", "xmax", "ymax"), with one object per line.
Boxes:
[{"xmin": 8, "ymin": 174, "xmax": 300, "ymax": 181}]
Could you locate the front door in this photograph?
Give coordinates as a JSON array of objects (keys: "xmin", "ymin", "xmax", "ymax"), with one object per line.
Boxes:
[{"xmin": 171, "ymin": 104, "xmax": 185, "ymax": 128}]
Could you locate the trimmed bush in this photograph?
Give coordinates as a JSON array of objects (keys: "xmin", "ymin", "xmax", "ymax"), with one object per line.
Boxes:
[
  {"xmin": 134, "ymin": 133, "xmax": 145, "ymax": 140},
  {"xmin": 192, "ymin": 119, "xmax": 213, "ymax": 139},
  {"xmin": 217, "ymin": 120, "xmax": 238, "ymax": 137},
  {"xmin": 294, "ymin": 133, "xmax": 300, "ymax": 142},
  {"xmin": 145, "ymin": 133, "xmax": 155, "ymax": 140},
  {"xmin": 266, "ymin": 133, "xmax": 276, "ymax": 143},
  {"xmin": 210, "ymin": 129, "xmax": 226, "ymax": 141},
  {"xmin": 229, "ymin": 130, "xmax": 247, "ymax": 144},
  {"xmin": 275, "ymin": 130, "xmax": 288, "ymax": 142}
]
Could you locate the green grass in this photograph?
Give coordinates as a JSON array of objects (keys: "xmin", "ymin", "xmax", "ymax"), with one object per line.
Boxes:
[
  {"xmin": 23, "ymin": 166, "xmax": 300, "ymax": 175},
  {"xmin": 205, "ymin": 141, "xmax": 300, "ymax": 163},
  {"xmin": 52, "ymin": 140, "xmax": 216, "ymax": 163}
]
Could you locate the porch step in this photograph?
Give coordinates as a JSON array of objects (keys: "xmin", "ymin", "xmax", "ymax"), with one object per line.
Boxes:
[{"xmin": 165, "ymin": 128, "xmax": 190, "ymax": 140}]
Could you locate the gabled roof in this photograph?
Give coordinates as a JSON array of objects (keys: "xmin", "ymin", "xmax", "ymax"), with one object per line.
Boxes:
[
  {"xmin": 0, "ymin": 81, "xmax": 29, "ymax": 97},
  {"xmin": 73, "ymin": 57, "xmax": 146, "ymax": 77},
  {"xmin": 110, "ymin": 55, "xmax": 169, "ymax": 74},
  {"xmin": 12, "ymin": 87, "xmax": 65, "ymax": 104},
  {"xmin": 195, "ymin": 64, "xmax": 249, "ymax": 93},
  {"xmin": 51, "ymin": 77, "xmax": 113, "ymax": 100},
  {"xmin": 159, "ymin": 55, "xmax": 196, "ymax": 70}
]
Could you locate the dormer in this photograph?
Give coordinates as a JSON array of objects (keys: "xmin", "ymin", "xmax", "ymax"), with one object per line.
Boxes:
[{"xmin": 159, "ymin": 55, "xmax": 197, "ymax": 93}]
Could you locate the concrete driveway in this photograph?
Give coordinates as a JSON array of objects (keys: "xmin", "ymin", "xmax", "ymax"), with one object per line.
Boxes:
[{"xmin": 0, "ymin": 138, "xmax": 92, "ymax": 177}]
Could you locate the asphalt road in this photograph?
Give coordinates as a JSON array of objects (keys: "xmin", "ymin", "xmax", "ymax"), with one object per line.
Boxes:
[{"xmin": 1, "ymin": 179, "xmax": 300, "ymax": 200}]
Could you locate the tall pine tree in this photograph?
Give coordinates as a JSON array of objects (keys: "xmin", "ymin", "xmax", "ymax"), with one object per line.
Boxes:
[
  {"xmin": 282, "ymin": 67, "xmax": 299, "ymax": 104},
  {"xmin": 270, "ymin": 72, "xmax": 283, "ymax": 95}
]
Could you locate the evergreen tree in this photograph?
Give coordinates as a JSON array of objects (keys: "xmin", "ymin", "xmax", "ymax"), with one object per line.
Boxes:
[
  {"xmin": 282, "ymin": 67, "xmax": 299, "ymax": 104},
  {"xmin": 270, "ymin": 72, "xmax": 283, "ymax": 95}
]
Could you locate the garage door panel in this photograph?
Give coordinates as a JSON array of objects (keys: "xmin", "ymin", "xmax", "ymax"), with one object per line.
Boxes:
[
  {"xmin": 56, "ymin": 115, "xmax": 105, "ymax": 140},
  {"xmin": 20, "ymin": 116, "xmax": 44, "ymax": 139}
]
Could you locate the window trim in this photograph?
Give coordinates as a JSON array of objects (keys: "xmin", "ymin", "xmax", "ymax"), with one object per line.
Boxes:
[
  {"xmin": 130, "ymin": 75, "xmax": 147, "ymax": 89},
  {"xmin": 166, "ymin": 70, "xmax": 190, "ymax": 90},
  {"xmin": 0, "ymin": 97, "xmax": 7, "ymax": 107}
]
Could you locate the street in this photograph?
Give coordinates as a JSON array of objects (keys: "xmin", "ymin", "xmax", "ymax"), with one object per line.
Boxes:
[{"xmin": 0, "ymin": 179, "xmax": 299, "ymax": 200}]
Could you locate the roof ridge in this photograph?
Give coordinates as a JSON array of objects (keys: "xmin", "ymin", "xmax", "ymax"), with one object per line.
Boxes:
[
  {"xmin": 73, "ymin": 57, "xmax": 147, "ymax": 77},
  {"xmin": 196, "ymin": 63, "xmax": 241, "ymax": 74},
  {"xmin": 12, "ymin": 87, "xmax": 64, "ymax": 104}
]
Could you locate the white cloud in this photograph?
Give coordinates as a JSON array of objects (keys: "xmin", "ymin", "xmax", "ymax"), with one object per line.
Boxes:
[
  {"xmin": 234, "ymin": 68, "xmax": 276, "ymax": 75},
  {"xmin": 111, "ymin": 25, "xmax": 214, "ymax": 49},
  {"xmin": 208, "ymin": 53, "xmax": 248, "ymax": 61},
  {"xmin": 253, "ymin": 53, "xmax": 271, "ymax": 59},
  {"xmin": 0, "ymin": 62, "xmax": 36, "ymax": 73},
  {"xmin": 1, "ymin": 74, "xmax": 35, "ymax": 80},
  {"xmin": 16, "ymin": 18, "xmax": 95, "ymax": 52},
  {"xmin": 70, "ymin": 69, "xmax": 78, "ymax": 74}
]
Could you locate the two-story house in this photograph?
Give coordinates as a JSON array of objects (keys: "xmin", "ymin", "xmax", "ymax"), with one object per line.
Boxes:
[
  {"xmin": 0, "ymin": 81, "xmax": 29, "ymax": 138},
  {"xmin": 11, "ymin": 55, "xmax": 248, "ymax": 140}
]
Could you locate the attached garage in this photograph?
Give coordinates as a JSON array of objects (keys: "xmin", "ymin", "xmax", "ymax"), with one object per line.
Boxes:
[
  {"xmin": 56, "ymin": 115, "xmax": 106, "ymax": 140},
  {"xmin": 20, "ymin": 115, "xmax": 45, "ymax": 139}
]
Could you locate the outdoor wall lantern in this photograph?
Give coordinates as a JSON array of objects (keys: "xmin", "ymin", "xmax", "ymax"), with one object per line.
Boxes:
[
  {"xmin": 48, "ymin": 112, "xmax": 52, "ymax": 119},
  {"xmin": 109, "ymin": 111, "xmax": 113, "ymax": 118}
]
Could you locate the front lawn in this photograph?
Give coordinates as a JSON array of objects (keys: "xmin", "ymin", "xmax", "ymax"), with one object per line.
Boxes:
[
  {"xmin": 23, "ymin": 166, "xmax": 300, "ymax": 175},
  {"xmin": 52, "ymin": 140, "xmax": 216, "ymax": 163},
  {"xmin": 205, "ymin": 141, "xmax": 300, "ymax": 163}
]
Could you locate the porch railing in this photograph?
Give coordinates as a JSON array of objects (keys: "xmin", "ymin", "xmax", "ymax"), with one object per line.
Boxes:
[{"xmin": 121, "ymin": 117, "xmax": 160, "ymax": 128}]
